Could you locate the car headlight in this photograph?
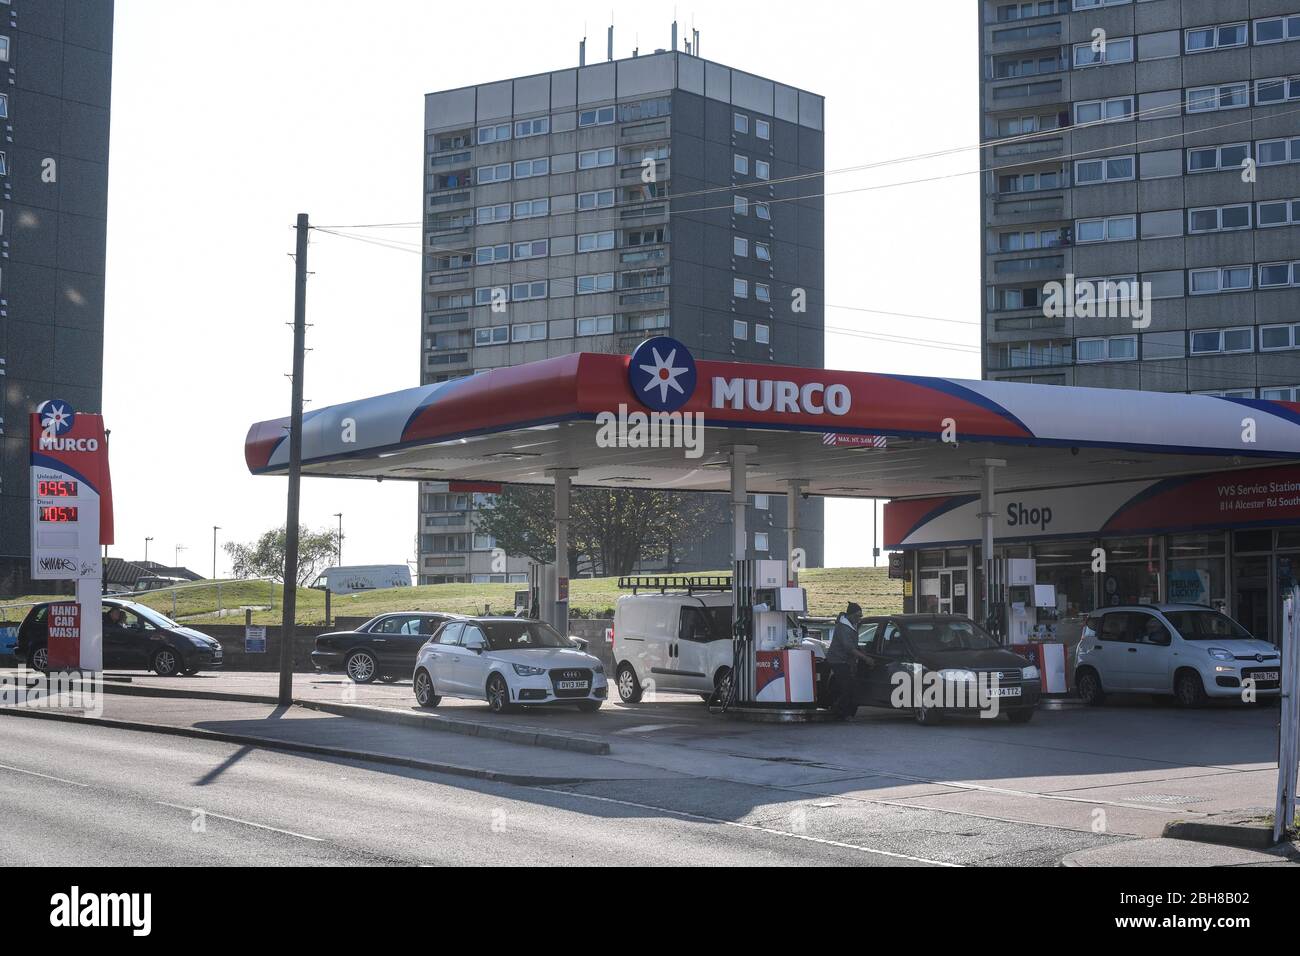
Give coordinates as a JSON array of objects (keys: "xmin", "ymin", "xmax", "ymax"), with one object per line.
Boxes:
[
  {"xmin": 1207, "ymin": 647, "xmax": 1234, "ymax": 662},
  {"xmin": 591, "ymin": 662, "xmax": 605, "ymax": 675},
  {"xmin": 1022, "ymin": 665, "xmax": 1040, "ymax": 680},
  {"xmin": 511, "ymin": 663, "xmax": 547, "ymax": 677},
  {"xmin": 937, "ymin": 668, "xmax": 976, "ymax": 682}
]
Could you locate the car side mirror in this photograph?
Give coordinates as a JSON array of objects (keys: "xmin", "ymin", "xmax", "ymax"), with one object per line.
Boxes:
[{"xmin": 570, "ymin": 636, "xmax": 589, "ymax": 651}]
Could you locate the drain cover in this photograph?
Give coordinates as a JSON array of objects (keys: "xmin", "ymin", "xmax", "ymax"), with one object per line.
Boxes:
[{"xmin": 1128, "ymin": 793, "xmax": 1206, "ymax": 805}]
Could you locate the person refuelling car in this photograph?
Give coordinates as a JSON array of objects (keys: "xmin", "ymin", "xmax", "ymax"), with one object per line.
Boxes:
[{"xmin": 826, "ymin": 602, "xmax": 870, "ymax": 719}]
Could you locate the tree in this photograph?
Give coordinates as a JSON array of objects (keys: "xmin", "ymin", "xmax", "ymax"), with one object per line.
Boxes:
[
  {"xmin": 223, "ymin": 526, "xmax": 341, "ymax": 587},
  {"xmin": 472, "ymin": 487, "xmax": 720, "ymax": 577}
]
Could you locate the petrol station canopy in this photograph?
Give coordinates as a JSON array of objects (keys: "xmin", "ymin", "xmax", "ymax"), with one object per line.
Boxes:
[{"xmin": 244, "ymin": 349, "xmax": 1300, "ymax": 502}]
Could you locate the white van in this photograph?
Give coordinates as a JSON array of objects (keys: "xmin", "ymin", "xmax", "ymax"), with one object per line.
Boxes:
[
  {"xmin": 312, "ymin": 565, "xmax": 412, "ymax": 595},
  {"xmin": 612, "ymin": 591, "xmax": 735, "ymax": 703}
]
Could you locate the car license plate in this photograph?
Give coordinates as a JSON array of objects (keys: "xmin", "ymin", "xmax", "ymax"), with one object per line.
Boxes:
[
  {"xmin": 557, "ymin": 680, "xmax": 588, "ymax": 691},
  {"xmin": 992, "ymin": 686, "xmax": 1021, "ymax": 698},
  {"xmin": 1255, "ymin": 671, "xmax": 1279, "ymax": 682}
]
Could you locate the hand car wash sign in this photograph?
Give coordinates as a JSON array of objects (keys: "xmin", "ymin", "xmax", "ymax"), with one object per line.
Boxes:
[{"xmin": 29, "ymin": 401, "xmax": 114, "ymax": 670}]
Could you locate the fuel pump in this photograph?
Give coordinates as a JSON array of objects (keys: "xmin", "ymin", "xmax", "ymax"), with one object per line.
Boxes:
[{"xmin": 727, "ymin": 558, "xmax": 815, "ymax": 708}]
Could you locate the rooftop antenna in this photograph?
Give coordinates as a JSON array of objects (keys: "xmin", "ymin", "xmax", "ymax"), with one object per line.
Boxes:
[
  {"xmin": 633, "ymin": 31, "xmax": 639, "ymax": 57},
  {"xmin": 579, "ymin": 35, "xmax": 586, "ymax": 66},
  {"xmin": 671, "ymin": 19, "xmax": 678, "ymax": 51},
  {"xmin": 607, "ymin": 21, "xmax": 613, "ymax": 61},
  {"xmin": 693, "ymin": 27, "xmax": 700, "ymax": 57}
]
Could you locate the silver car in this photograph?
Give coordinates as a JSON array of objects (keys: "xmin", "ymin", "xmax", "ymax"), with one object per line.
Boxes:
[{"xmin": 1074, "ymin": 604, "xmax": 1281, "ymax": 707}]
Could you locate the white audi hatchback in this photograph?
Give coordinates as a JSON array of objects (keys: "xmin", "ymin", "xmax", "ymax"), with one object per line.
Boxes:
[{"xmin": 413, "ymin": 617, "xmax": 608, "ymax": 714}]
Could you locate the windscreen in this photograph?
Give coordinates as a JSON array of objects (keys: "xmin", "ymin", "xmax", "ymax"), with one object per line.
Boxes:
[
  {"xmin": 1163, "ymin": 610, "xmax": 1256, "ymax": 641},
  {"xmin": 481, "ymin": 620, "xmax": 571, "ymax": 650},
  {"xmin": 901, "ymin": 619, "xmax": 1001, "ymax": 652}
]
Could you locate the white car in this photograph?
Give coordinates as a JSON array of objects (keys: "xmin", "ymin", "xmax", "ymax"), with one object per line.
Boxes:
[
  {"xmin": 1074, "ymin": 604, "xmax": 1281, "ymax": 707},
  {"xmin": 413, "ymin": 617, "xmax": 607, "ymax": 714}
]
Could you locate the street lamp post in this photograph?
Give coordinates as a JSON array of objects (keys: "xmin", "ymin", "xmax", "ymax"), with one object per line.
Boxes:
[
  {"xmin": 175, "ymin": 544, "xmax": 186, "ymax": 569},
  {"xmin": 333, "ymin": 512, "xmax": 343, "ymax": 565},
  {"xmin": 144, "ymin": 537, "xmax": 153, "ymax": 564},
  {"xmin": 212, "ymin": 526, "xmax": 221, "ymax": 579}
]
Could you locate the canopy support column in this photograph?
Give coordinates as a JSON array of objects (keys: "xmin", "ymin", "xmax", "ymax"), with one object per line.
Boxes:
[
  {"xmin": 972, "ymin": 457, "xmax": 1007, "ymax": 638},
  {"xmin": 786, "ymin": 479, "xmax": 807, "ymax": 586},
  {"xmin": 547, "ymin": 467, "xmax": 577, "ymax": 634},
  {"xmin": 727, "ymin": 446, "xmax": 757, "ymax": 561}
]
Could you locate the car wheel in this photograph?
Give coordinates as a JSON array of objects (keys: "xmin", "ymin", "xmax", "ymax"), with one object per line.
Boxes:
[
  {"xmin": 710, "ymin": 667, "xmax": 734, "ymax": 707},
  {"xmin": 616, "ymin": 663, "xmax": 642, "ymax": 703},
  {"xmin": 413, "ymin": 669, "xmax": 440, "ymax": 708},
  {"xmin": 345, "ymin": 650, "xmax": 378, "ymax": 684},
  {"xmin": 152, "ymin": 647, "xmax": 181, "ymax": 677},
  {"xmin": 29, "ymin": 645, "xmax": 49, "ymax": 674},
  {"xmin": 1175, "ymin": 670, "xmax": 1208, "ymax": 708},
  {"xmin": 914, "ymin": 706, "xmax": 943, "ymax": 726},
  {"xmin": 576, "ymin": 700, "xmax": 602, "ymax": 713},
  {"xmin": 1076, "ymin": 669, "xmax": 1106, "ymax": 706},
  {"xmin": 1007, "ymin": 708, "xmax": 1034, "ymax": 724},
  {"xmin": 486, "ymin": 673, "xmax": 512, "ymax": 714}
]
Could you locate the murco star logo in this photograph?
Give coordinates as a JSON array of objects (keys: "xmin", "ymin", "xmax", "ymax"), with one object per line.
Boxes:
[{"xmin": 627, "ymin": 336, "xmax": 697, "ymax": 412}]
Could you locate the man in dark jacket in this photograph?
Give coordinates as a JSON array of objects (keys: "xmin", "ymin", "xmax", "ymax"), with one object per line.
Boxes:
[{"xmin": 826, "ymin": 602, "xmax": 869, "ymax": 719}]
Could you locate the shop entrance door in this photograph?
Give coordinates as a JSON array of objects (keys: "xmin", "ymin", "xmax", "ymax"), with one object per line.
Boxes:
[{"xmin": 1233, "ymin": 556, "xmax": 1271, "ymax": 643}]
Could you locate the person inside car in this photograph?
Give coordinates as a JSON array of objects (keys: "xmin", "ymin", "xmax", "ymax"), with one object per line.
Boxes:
[{"xmin": 104, "ymin": 606, "xmax": 127, "ymax": 629}]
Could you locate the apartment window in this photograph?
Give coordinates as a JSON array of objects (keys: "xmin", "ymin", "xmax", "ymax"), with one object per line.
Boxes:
[
  {"xmin": 1187, "ymin": 143, "xmax": 1250, "ymax": 173},
  {"xmin": 578, "ymin": 189, "xmax": 615, "ymax": 210},
  {"xmin": 733, "ymin": 320, "xmax": 748, "ymax": 340},
  {"xmin": 578, "ymin": 231, "xmax": 616, "ymax": 252},
  {"xmin": 734, "ymin": 154, "xmax": 749, "ymax": 175},
  {"xmin": 1260, "ymin": 262, "xmax": 1300, "ymax": 289},
  {"xmin": 514, "ymin": 116, "xmax": 549, "ymax": 138},
  {"xmin": 733, "ymin": 278, "xmax": 749, "ymax": 298},
  {"xmin": 1073, "ymin": 37, "xmax": 1133, "ymax": 67},
  {"xmin": 1257, "ymin": 137, "xmax": 1300, "ymax": 167},
  {"xmin": 0, "ymin": 93, "xmax": 6, "ymax": 119},
  {"xmin": 754, "ymin": 532, "xmax": 770, "ymax": 552},
  {"xmin": 579, "ymin": 147, "xmax": 616, "ymax": 169},
  {"xmin": 1074, "ymin": 155, "xmax": 1134, "ymax": 184},
  {"xmin": 1076, "ymin": 215, "xmax": 1136, "ymax": 243},
  {"xmin": 513, "ymin": 198, "xmax": 549, "ymax": 218},
  {"xmin": 755, "ymin": 242, "xmax": 771, "ymax": 262},
  {"xmin": 476, "ymin": 163, "xmax": 511, "ymax": 184},
  {"xmin": 626, "ymin": 311, "xmax": 669, "ymax": 331},
  {"xmin": 1255, "ymin": 16, "xmax": 1300, "ymax": 44},
  {"xmin": 755, "ymin": 202, "xmax": 771, "ymax": 221},
  {"xmin": 474, "ymin": 325, "xmax": 509, "ymax": 346},
  {"xmin": 510, "ymin": 280, "xmax": 547, "ymax": 301},
  {"xmin": 1001, "ymin": 170, "xmax": 1059, "ymax": 192},
  {"xmin": 734, "ymin": 112, "xmax": 749, "ymax": 133},
  {"xmin": 733, "ymin": 236, "xmax": 749, "ymax": 257},
  {"xmin": 1196, "ymin": 388, "xmax": 1256, "ymax": 398},
  {"xmin": 1189, "ymin": 266, "xmax": 1253, "ymax": 294},
  {"xmin": 513, "ymin": 157, "xmax": 550, "ymax": 178},
  {"xmin": 1072, "ymin": 0, "xmax": 1129, "ymax": 8},
  {"xmin": 577, "ymin": 273, "xmax": 614, "ymax": 294},
  {"xmin": 511, "ymin": 322, "xmax": 548, "ymax": 343},
  {"xmin": 475, "ymin": 244, "xmax": 510, "ymax": 264},
  {"xmin": 1257, "ymin": 198, "xmax": 1300, "ymax": 227},
  {"xmin": 1261, "ymin": 323, "xmax": 1300, "ymax": 350},
  {"xmin": 1262, "ymin": 387, "xmax": 1300, "ymax": 402},
  {"xmin": 0, "ymin": 37, "xmax": 9, "ymax": 62},
  {"xmin": 734, "ymin": 196, "xmax": 749, "ymax": 215},
  {"xmin": 755, "ymin": 160, "xmax": 770, "ymax": 180},
  {"xmin": 578, "ymin": 106, "xmax": 615, "ymax": 127},
  {"xmin": 625, "ymin": 226, "xmax": 666, "ymax": 246},
  {"xmin": 577, "ymin": 314, "xmax": 615, "ymax": 336},
  {"xmin": 512, "ymin": 239, "xmax": 548, "ymax": 260},
  {"xmin": 756, "ymin": 119, "xmax": 770, "ymax": 140},
  {"xmin": 476, "ymin": 123, "xmax": 511, "ymax": 144},
  {"xmin": 475, "ymin": 287, "xmax": 507, "ymax": 306},
  {"xmin": 1256, "ymin": 77, "xmax": 1300, "ymax": 106},
  {"xmin": 1075, "ymin": 275, "xmax": 1139, "ymax": 306},
  {"xmin": 1184, "ymin": 23, "xmax": 1246, "ymax": 52},
  {"xmin": 1187, "ymin": 204, "xmax": 1251, "ymax": 233},
  {"xmin": 755, "ymin": 323, "xmax": 770, "ymax": 345},
  {"xmin": 1190, "ymin": 327, "xmax": 1253, "ymax": 355},
  {"xmin": 476, "ymin": 204, "xmax": 511, "ymax": 225},
  {"xmin": 755, "ymin": 282, "xmax": 771, "ymax": 303},
  {"xmin": 1074, "ymin": 96, "xmax": 1134, "ymax": 124},
  {"xmin": 1076, "ymin": 335, "xmax": 1137, "ymax": 362},
  {"xmin": 999, "ymin": 228, "xmax": 1062, "ymax": 251},
  {"xmin": 1187, "ymin": 82, "xmax": 1248, "ymax": 112}
]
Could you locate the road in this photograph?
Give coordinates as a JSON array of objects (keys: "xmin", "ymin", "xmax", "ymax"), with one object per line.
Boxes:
[{"xmin": 0, "ymin": 713, "xmax": 1123, "ymax": 866}]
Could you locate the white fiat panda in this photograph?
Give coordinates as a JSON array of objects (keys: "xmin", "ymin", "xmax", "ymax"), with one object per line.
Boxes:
[{"xmin": 612, "ymin": 591, "xmax": 735, "ymax": 703}]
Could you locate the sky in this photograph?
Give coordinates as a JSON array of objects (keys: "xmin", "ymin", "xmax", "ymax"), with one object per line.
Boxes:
[{"xmin": 101, "ymin": 0, "xmax": 980, "ymax": 575}]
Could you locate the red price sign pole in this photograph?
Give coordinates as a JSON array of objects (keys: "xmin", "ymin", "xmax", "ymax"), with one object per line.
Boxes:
[{"xmin": 29, "ymin": 402, "xmax": 114, "ymax": 673}]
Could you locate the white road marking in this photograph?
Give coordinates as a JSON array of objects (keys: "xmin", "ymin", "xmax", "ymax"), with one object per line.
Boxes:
[
  {"xmin": 0, "ymin": 761, "xmax": 92, "ymax": 789},
  {"xmin": 156, "ymin": 802, "xmax": 325, "ymax": 842},
  {"xmin": 617, "ymin": 724, "xmax": 678, "ymax": 734},
  {"xmin": 534, "ymin": 787, "xmax": 959, "ymax": 866}
]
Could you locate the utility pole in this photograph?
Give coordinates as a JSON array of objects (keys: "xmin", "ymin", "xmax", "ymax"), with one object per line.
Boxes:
[
  {"xmin": 212, "ymin": 526, "xmax": 221, "ymax": 579},
  {"xmin": 144, "ymin": 536, "xmax": 153, "ymax": 564},
  {"xmin": 279, "ymin": 213, "xmax": 310, "ymax": 706},
  {"xmin": 333, "ymin": 512, "xmax": 343, "ymax": 565}
]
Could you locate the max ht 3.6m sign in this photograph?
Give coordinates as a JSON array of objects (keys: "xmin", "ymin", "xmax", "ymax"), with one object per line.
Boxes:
[{"xmin": 29, "ymin": 400, "xmax": 114, "ymax": 671}]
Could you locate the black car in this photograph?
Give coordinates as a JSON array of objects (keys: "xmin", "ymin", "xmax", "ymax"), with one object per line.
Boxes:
[
  {"xmin": 311, "ymin": 612, "xmax": 463, "ymax": 683},
  {"xmin": 826, "ymin": 614, "xmax": 1040, "ymax": 725},
  {"xmin": 16, "ymin": 598, "xmax": 224, "ymax": 676}
]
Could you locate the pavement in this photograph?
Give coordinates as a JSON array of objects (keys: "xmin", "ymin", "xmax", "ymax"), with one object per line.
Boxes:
[{"xmin": 2, "ymin": 666, "xmax": 1296, "ymax": 866}]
